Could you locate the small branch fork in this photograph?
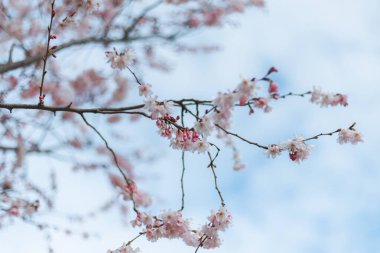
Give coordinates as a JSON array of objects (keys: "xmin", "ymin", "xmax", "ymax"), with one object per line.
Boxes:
[
  {"xmin": 207, "ymin": 146, "xmax": 225, "ymax": 207},
  {"xmin": 172, "ymin": 101, "xmax": 354, "ymax": 150},
  {"xmin": 195, "ymin": 235, "xmax": 209, "ymax": 253}
]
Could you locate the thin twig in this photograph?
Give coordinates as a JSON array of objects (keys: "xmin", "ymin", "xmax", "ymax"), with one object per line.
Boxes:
[
  {"xmin": 0, "ymin": 103, "xmax": 146, "ymax": 115},
  {"xmin": 125, "ymin": 232, "xmax": 146, "ymax": 246},
  {"xmin": 126, "ymin": 66, "xmax": 143, "ymax": 85},
  {"xmin": 216, "ymin": 124, "xmax": 268, "ymax": 150},
  {"xmin": 207, "ymin": 150, "xmax": 225, "ymax": 207},
  {"xmin": 195, "ymin": 235, "xmax": 209, "ymax": 253},
  {"xmin": 303, "ymin": 122, "xmax": 355, "ymax": 142},
  {"xmin": 124, "ymin": 0, "xmax": 163, "ymax": 38},
  {"xmin": 179, "ymin": 151, "xmax": 185, "ymax": 211},
  {"xmin": 179, "ymin": 107, "xmax": 186, "ymax": 211},
  {"xmin": 38, "ymin": 0, "xmax": 56, "ymax": 105},
  {"xmin": 79, "ymin": 114, "xmax": 139, "ymax": 214},
  {"xmin": 0, "ymin": 33, "xmax": 180, "ymax": 74}
]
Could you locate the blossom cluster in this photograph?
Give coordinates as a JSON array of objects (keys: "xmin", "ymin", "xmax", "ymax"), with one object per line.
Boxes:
[
  {"xmin": 211, "ymin": 78, "xmax": 278, "ymax": 129},
  {"xmin": 170, "ymin": 128, "xmax": 210, "ymax": 153},
  {"xmin": 337, "ymin": 128, "xmax": 363, "ymax": 145},
  {"xmin": 310, "ymin": 86, "xmax": 348, "ymax": 107},
  {"xmin": 137, "ymin": 84, "xmax": 210, "ymax": 154},
  {"xmin": 144, "ymin": 97, "xmax": 174, "ymax": 120},
  {"xmin": 266, "ymin": 128, "xmax": 363, "ymax": 162},
  {"xmin": 107, "ymin": 243, "xmax": 139, "ymax": 253},
  {"xmin": 127, "ymin": 207, "xmax": 232, "ymax": 251},
  {"xmin": 0, "ymin": 193, "xmax": 40, "ymax": 217},
  {"xmin": 265, "ymin": 137, "xmax": 312, "ymax": 163}
]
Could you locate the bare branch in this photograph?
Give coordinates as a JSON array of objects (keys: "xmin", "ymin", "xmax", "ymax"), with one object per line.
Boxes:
[
  {"xmin": 38, "ymin": 0, "xmax": 56, "ymax": 105},
  {"xmin": 79, "ymin": 114, "xmax": 139, "ymax": 214}
]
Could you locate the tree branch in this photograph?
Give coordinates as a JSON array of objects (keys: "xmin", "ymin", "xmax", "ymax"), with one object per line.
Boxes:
[{"xmin": 79, "ymin": 114, "xmax": 139, "ymax": 214}]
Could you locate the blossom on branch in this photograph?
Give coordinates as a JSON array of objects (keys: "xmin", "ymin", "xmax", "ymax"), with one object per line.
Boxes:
[
  {"xmin": 337, "ymin": 128, "xmax": 363, "ymax": 145},
  {"xmin": 106, "ymin": 48, "xmax": 136, "ymax": 70},
  {"xmin": 194, "ymin": 115, "xmax": 214, "ymax": 137},
  {"xmin": 107, "ymin": 243, "xmax": 139, "ymax": 253},
  {"xmin": 310, "ymin": 86, "xmax": 348, "ymax": 107},
  {"xmin": 284, "ymin": 137, "xmax": 312, "ymax": 163}
]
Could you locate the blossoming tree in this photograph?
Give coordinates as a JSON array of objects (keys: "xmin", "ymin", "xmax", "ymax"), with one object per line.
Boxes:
[{"xmin": 0, "ymin": 0, "xmax": 362, "ymax": 252}]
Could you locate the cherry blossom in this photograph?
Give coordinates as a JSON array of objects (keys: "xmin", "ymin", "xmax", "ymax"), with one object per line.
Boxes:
[
  {"xmin": 236, "ymin": 79, "xmax": 256, "ymax": 105},
  {"xmin": 283, "ymin": 137, "xmax": 312, "ymax": 163},
  {"xmin": 0, "ymin": 1, "xmax": 364, "ymax": 252},
  {"xmin": 138, "ymin": 84, "xmax": 153, "ymax": 98},
  {"xmin": 207, "ymin": 206, "xmax": 232, "ymax": 231},
  {"xmin": 108, "ymin": 243, "xmax": 139, "ymax": 253},
  {"xmin": 194, "ymin": 115, "xmax": 214, "ymax": 137},
  {"xmin": 310, "ymin": 86, "xmax": 348, "ymax": 107},
  {"xmin": 266, "ymin": 144, "xmax": 282, "ymax": 159},
  {"xmin": 337, "ymin": 128, "xmax": 363, "ymax": 145},
  {"xmin": 106, "ymin": 48, "xmax": 136, "ymax": 70}
]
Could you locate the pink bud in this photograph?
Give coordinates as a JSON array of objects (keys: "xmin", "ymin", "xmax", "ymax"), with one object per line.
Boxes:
[
  {"xmin": 268, "ymin": 82, "xmax": 278, "ymax": 93},
  {"xmin": 8, "ymin": 208, "xmax": 19, "ymax": 216}
]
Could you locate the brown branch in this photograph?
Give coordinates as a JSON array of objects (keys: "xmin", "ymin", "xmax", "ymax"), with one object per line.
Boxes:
[
  {"xmin": 279, "ymin": 91, "xmax": 312, "ymax": 99},
  {"xmin": 178, "ymin": 151, "xmax": 186, "ymax": 212},
  {"xmin": 303, "ymin": 122, "xmax": 355, "ymax": 142},
  {"xmin": 207, "ymin": 148, "xmax": 225, "ymax": 207},
  {"xmin": 79, "ymin": 114, "xmax": 139, "ymax": 214},
  {"xmin": 195, "ymin": 235, "xmax": 209, "ymax": 253},
  {"xmin": 124, "ymin": 0, "xmax": 164, "ymax": 38},
  {"xmin": 216, "ymin": 124, "xmax": 268, "ymax": 150},
  {"xmin": 127, "ymin": 66, "xmax": 143, "ymax": 85},
  {"xmin": 0, "ymin": 145, "xmax": 53, "ymax": 154},
  {"xmin": 125, "ymin": 232, "xmax": 146, "ymax": 247},
  {"xmin": 38, "ymin": 0, "xmax": 56, "ymax": 105},
  {"xmin": 0, "ymin": 103, "xmax": 146, "ymax": 116},
  {"xmin": 0, "ymin": 34, "xmax": 179, "ymax": 74}
]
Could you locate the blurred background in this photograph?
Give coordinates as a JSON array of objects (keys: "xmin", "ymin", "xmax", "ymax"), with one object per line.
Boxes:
[{"xmin": 1, "ymin": 0, "xmax": 380, "ymax": 252}]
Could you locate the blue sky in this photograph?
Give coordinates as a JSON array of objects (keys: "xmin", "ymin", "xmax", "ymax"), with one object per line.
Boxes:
[{"xmin": 1, "ymin": 0, "xmax": 380, "ymax": 252}]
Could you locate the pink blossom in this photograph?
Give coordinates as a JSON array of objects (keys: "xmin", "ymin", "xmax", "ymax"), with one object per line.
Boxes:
[
  {"xmin": 194, "ymin": 115, "xmax": 214, "ymax": 137},
  {"xmin": 107, "ymin": 243, "xmax": 139, "ymax": 253},
  {"xmin": 337, "ymin": 129, "xmax": 363, "ymax": 145},
  {"xmin": 237, "ymin": 79, "xmax": 256, "ymax": 105},
  {"xmin": 284, "ymin": 137, "xmax": 312, "ymax": 163},
  {"xmin": 207, "ymin": 206, "xmax": 232, "ymax": 231},
  {"xmin": 193, "ymin": 139, "xmax": 210, "ymax": 153},
  {"xmin": 233, "ymin": 150, "xmax": 246, "ymax": 171},
  {"xmin": 106, "ymin": 48, "xmax": 136, "ymax": 70},
  {"xmin": 138, "ymin": 84, "xmax": 153, "ymax": 98},
  {"xmin": 310, "ymin": 86, "xmax": 348, "ymax": 107},
  {"xmin": 170, "ymin": 129, "xmax": 208, "ymax": 153},
  {"xmin": 266, "ymin": 145, "xmax": 282, "ymax": 158},
  {"xmin": 268, "ymin": 82, "xmax": 278, "ymax": 93},
  {"xmin": 144, "ymin": 97, "xmax": 173, "ymax": 119}
]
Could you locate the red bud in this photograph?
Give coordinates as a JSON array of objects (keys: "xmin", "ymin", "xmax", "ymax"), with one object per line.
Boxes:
[{"xmin": 267, "ymin": 67, "xmax": 278, "ymax": 76}]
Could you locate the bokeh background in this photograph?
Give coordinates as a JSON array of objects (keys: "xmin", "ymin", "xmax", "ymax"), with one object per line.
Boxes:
[{"xmin": 1, "ymin": 0, "xmax": 380, "ymax": 252}]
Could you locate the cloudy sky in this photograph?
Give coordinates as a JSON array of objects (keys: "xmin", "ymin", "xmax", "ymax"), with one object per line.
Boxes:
[{"xmin": 1, "ymin": 0, "xmax": 380, "ymax": 252}]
